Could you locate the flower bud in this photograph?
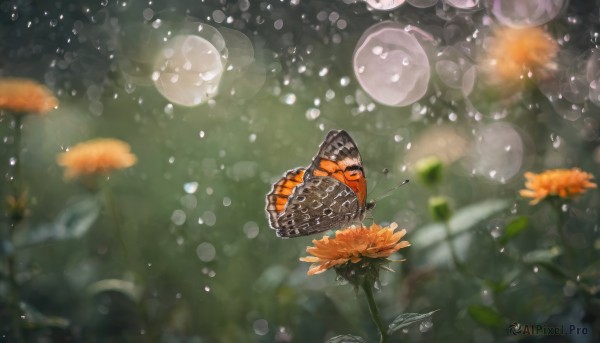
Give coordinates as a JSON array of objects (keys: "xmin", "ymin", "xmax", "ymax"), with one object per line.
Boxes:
[
  {"xmin": 428, "ymin": 196, "xmax": 452, "ymax": 222},
  {"xmin": 415, "ymin": 156, "xmax": 443, "ymax": 187}
]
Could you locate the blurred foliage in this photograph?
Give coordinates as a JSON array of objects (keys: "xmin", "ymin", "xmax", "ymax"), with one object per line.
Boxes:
[{"xmin": 0, "ymin": 0, "xmax": 599, "ymax": 342}]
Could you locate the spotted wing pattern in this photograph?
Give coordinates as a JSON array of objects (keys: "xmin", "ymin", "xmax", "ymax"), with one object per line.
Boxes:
[
  {"xmin": 266, "ymin": 130, "xmax": 370, "ymax": 238},
  {"xmin": 273, "ymin": 176, "xmax": 361, "ymax": 238}
]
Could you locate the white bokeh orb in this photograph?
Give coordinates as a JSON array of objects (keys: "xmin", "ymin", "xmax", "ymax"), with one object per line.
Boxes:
[
  {"xmin": 153, "ymin": 35, "xmax": 224, "ymax": 107},
  {"xmin": 353, "ymin": 22, "xmax": 431, "ymax": 107}
]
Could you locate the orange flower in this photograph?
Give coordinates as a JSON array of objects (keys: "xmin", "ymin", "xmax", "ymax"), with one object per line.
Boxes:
[
  {"xmin": 300, "ymin": 223, "xmax": 410, "ymax": 276},
  {"xmin": 57, "ymin": 138, "xmax": 137, "ymax": 179},
  {"xmin": 481, "ymin": 26, "xmax": 558, "ymax": 87},
  {"xmin": 0, "ymin": 78, "xmax": 58, "ymax": 114},
  {"xmin": 520, "ymin": 168, "xmax": 597, "ymax": 205}
]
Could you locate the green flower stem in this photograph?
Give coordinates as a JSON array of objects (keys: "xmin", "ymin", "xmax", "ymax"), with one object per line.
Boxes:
[
  {"xmin": 6, "ymin": 115, "xmax": 24, "ymax": 342},
  {"xmin": 12, "ymin": 116, "xmax": 23, "ymax": 196},
  {"xmin": 443, "ymin": 221, "xmax": 464, "ymax": 272},
  {"xmin": 361, "ymin": 279, "xmax": 388, "ymax": 343},
  {"xmin": 103, "ymin": 188, "xmax": 128, "ymax": 260},
  {"xmin": 551, "ymin": 201, "xmax": 574, "ymax": 268}
]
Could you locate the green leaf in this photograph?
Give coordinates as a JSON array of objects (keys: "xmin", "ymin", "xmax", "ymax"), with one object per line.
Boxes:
[
  {"xmin": 467, "ymin": 305, "xmax": 503, "ymax": 329},
  {"xmin": 15, "ymin": 196, "xmax": 101, "ymax": 248},
  {"xmin": 20, "ymin": 302, "xmax": 69, "ymax": 329},
  {"xmin": 326, "ymin": 335, "xmax": 367, "ymax": 343},
  {"xmin": 498, "ymin": 216, "xmax": 529, "ymax": 246},
  {"xmin": 522, "ymin": 247, "xmax": 561, "ymax": 264},
  {"xmin": 387, "ymin": 310, "xmax": 439, "ymax": 335},
  {"xmin": 412, "ymin": 199, "xmax": 508, "ymax": 265},
  {"xmin": 87, "ymin": 279, "xmax": 142, "ymax": 302}
]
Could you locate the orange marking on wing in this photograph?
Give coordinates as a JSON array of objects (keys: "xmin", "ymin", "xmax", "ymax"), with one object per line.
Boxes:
[
  {"xmin": 271, "ymin": 169, "xmax": 306, "ymax": 213},
  {"xmin": 313, "ymin": 159, "xmax": 367, "ymax": 206}
]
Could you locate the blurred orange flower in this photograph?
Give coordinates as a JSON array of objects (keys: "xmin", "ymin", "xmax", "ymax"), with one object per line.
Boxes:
[
  {"xmin": 482, "ymin": 26, "xmax": 558, "ymax": 86},
  {"xmin": 520, "ymin": 168, "xmax": 597, "ymax": 205},
  {"xmin": 300, "ymin": 223, "xmax": 410, "ymax": 276},
  {"xmin": 0, "ymin": 78, "xmax": 58, "ymax": 114},
  {"xmin": 57, "ymin": 138, "xmax": 137, "ymax": 179}
]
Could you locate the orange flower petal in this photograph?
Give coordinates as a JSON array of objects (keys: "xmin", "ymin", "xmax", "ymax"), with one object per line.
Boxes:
[
  {"xmin": 520, "ymin": 168, "xmax": 596, "ymax": 205},
  {"xmin": 299, "ymin": 223, "xmax": 410, "ymax": 275},
  {"xmin": 57, "ymin": 138, "xmax": 137, "ymax": 179}
]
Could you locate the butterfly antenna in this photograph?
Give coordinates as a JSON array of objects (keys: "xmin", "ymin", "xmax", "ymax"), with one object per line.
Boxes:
[{"xmin": 371, "ymin": 179, "xmax": 409, "ymax": 203}]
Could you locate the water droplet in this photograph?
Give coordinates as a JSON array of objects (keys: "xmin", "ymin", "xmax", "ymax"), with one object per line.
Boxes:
[
  {"xmin": 184, "ymin": 182, "xmax": 199, "ymax": 194},
  {"xmin": 419, "ymin": 319, "xmax": 433, "ymax": 332},
  {"xmin": 223, "ymin": 197, "xmax": 231, "ymax": 206}
]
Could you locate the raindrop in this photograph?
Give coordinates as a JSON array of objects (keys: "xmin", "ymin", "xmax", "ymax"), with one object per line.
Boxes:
[
  {"xmin": 419, "ymin": 319, "xmax": 434, "ymax": 332},
  {"xmin": 223, "ymin": 197, "xmax": 231, "ymax": 206}
]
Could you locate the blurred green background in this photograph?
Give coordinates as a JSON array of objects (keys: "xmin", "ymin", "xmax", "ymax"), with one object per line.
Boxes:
[{"xmin": 1, "ymin": 0, "xmax": 599, "ymax": 342}]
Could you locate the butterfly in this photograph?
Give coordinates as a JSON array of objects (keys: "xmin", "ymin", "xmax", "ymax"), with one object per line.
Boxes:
[{"xmin": 266, "ymin": 130, "xmax": 375, "ymax": 238}]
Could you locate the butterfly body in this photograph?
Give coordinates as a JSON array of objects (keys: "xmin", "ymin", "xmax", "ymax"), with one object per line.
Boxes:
[{"xmin": 266, "ymin": 130, "xmax": 373, "ymax": 238}]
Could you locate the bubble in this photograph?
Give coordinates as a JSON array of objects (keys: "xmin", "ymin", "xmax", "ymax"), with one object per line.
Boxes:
[
  {"xmin": 212, "ymin": 10, "xmax": 225, "ymax": 23},
  {"xmin": 153, "ymin": 35, "xmax": 224, "ymax": 106},
  {"xmin": 407, "ymin": 0, "xmax": 438, "ymax": 8},
  {"xmin": 170, "ymin": 209, "xmax": 186, "ymax": 226},
  {"xmin": 253, "ymin": 319, "xmax": 269, "ymax": 336},
  {"xmin": 142, "ymin": 8, "xmax": 153, "ymax": 21},
  {"xmin": 353, "ymin": 22, "xmax": 430, "ymax": 107},
  {"xmin": 485, "ymin": 0, "xmax": 567, "ymax": 28},
  {"xmin": 196, "ymin": 242, "xmax": 216, "ymax": 262},
  {"xmin": 467, "ymin": 123, "xmax": 525, "ymax": 183},
  {"xmin": 446, "ymin": 0, "xmax": 479, "ymax": 8},
  {"xmin": 365, "ymin": 0, "xmax": 406, "ymax": 11},
  {"xmin": 243, "ymin": 221, "xmax": 260, "ymax": 239},
  {"xmin": 274, "ymin": 19, "xmax": 283, "ymax": 30}
]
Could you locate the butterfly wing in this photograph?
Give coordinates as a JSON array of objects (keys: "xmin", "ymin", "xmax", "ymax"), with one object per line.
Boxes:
[
  {"xmin": 266, "ymin": 168, "xmax": 306, "ymax": 229},
  {"xmin": 306, "ymin": 130, "xmax": 368, "ymax": 207},
  {"xmin": 274, "ymin": 176, "xmax": 361, "ymax": 238}
]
